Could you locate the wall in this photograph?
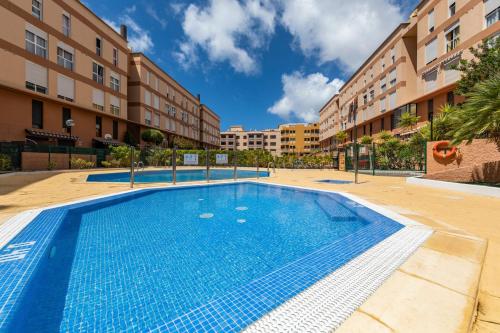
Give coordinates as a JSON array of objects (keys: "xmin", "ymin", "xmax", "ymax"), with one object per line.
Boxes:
[
  {"xmin": 21, "ymin": 152, "xmax": 97, "ymax": 170},
  {"xmin": 425, "ymin": 139, "xmax": 500, "ymax": 183}
]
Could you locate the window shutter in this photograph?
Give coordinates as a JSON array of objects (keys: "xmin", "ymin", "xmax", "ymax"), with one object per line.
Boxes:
[
  {"xmin": 428, "ymin": 10, "xmax": 435, "ymax": 29},
  {"xmin": 25, "ymin": 61, "xmax": 47, "ymax": 87},
  {"xmin": 445, "ymin": 21, "xmax": 460, "ymax": 34},
  {"xmin": 92, "ymin": 89, "xmax": 104, "ymax": 106},
  {"xmin": 110, "ymin": 95, "xmax": 119, "ymax": 107},
  {"xmin": 389, "ymin": 92, "xmax": 396, "ymax": 109},
  {"xmin": 485, "ymin": 0, "xmax": 500, "ymax": 15},
  {"xmin": 57, "ymin": 74, "xmax": 74, "ymax": 99},
  {"xmin": 390, "ymin": 69, "xmax": 396, "ymax": 82},
  {"xmin": 153, "ymin": 94, "xmax": 160, "ymax": 109},
  {"xmin": 144, "ymin": 90, "xmax": 151, "ymax": 106},
  {"xmin": 425, "ymin": 38, "xmax": 437, "ymax": 63},
  {"xmin": 110, "ymin": 71, "xmax": 120, "ymax": 81},
  {"xmin": 26, "ymin": 23, "xmax": 47, "ymax": 39},
  {"xmin": 57, "ymin": 41, "xmax": 74, "ymax": 54},
  {"xmin": 380, "ymin": 97, "xmax": 386, "ymax": 111},
  {"xmin": 424, "ymin": 70, "xmax": 438, "ymax": 92}
]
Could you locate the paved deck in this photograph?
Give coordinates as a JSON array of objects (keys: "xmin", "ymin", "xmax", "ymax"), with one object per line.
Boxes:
[{"xmin": 0, "ymin": 168, "xmax": 498, "ymax": 332}]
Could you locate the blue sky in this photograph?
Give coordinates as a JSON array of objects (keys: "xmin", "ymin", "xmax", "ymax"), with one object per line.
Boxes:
[{"xmin": 85, "ymin": 0, "xmax": 419, "ymax": 130}]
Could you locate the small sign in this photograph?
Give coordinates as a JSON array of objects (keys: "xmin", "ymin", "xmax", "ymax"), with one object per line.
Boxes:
[
  {"xmin": 216, "ymin": 154, "xmax": 228, "ymax": 165},
  {"xmin": 184, "ymin": 154, "xmax": 198, "ymax": 165}
]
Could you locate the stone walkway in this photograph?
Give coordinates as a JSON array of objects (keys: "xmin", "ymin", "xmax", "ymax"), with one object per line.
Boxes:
[{"xmin": 0, "ymin": 168, "xmax": 498, "ymax": 332}]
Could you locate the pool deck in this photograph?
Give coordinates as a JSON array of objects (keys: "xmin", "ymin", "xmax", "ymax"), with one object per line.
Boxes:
[{"xmin": 0, "ymin": 168, "xmax": 499, "ymax": 332}]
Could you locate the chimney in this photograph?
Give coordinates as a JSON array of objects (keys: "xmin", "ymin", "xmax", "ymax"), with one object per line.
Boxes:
[
  {"xmin": 197, "ymin": 94, "xmax": 201, "ymax": 101},
  {"xmin": 120, "ymin": 25, "xmax": 128, "ymax": 41}
]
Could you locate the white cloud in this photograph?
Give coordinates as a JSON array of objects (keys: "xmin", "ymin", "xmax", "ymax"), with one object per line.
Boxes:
[
  {"xmin": 268, "ymin": 72, "xmax": 344, "ymax": 122},
  {"xmin": 104, "ymin": 15, "xmax": 154, "ymax": 53},
  {"xmin": 175, "ymin": 0, "xmax": 276, "ymax": 74},
  {"xmin": 170, "ymin": 2, "xmax": 187, "ymax": 15},
  {"xmin": 279, "ymin": 0, "xmax": 405, "ymax": 71},
  {"xmin": 145, "ymin": 4, "xmax": 167, "ymax": 29}
]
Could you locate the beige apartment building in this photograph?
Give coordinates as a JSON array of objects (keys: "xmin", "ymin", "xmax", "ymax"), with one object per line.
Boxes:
[
  {"xmin": 220, "ymin": 125, "xmax": 281, "ymax": 156},
  {"xmin": 319, "ymin": 0, "xmax": 500, "ymax": 149},
  {"xmin": 0, "ymin": 0, "xmax": 129, "ymax": 147},
  {"xmin": 280, "ymin": 123, "xmax": 320, "ymax": 156},
  {"xmin": 128, "ymin": 53, "xmax": 220, "ymax": 148}
]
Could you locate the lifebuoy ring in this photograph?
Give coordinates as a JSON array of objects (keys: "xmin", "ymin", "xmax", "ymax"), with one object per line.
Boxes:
[{"xmin": 432, "ymin": 141, "xmax": 457, "ymax": 159}]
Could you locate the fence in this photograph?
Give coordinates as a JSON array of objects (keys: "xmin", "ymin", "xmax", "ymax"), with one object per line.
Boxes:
[{"xmin": 342, "ymin": 142, "xmax": 426, "ymax": 176}]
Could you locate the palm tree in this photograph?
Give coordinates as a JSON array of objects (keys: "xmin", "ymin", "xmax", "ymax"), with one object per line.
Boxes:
[
  {"xmin": 398, "ymin": 112, "xmax": 420, "ymax": 132},
  {"xmin": 450, "ymin": 74, "xmax": 500, "ymax": 149},
  {"xmin": 335, "ymin": 130, "xmax": 347, "ymax": 143}
]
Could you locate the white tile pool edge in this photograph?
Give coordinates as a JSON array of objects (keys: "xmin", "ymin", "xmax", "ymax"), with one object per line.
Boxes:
[{"xmin": 0, "ymin": 180, "xmax": 432, "ymax": 332}]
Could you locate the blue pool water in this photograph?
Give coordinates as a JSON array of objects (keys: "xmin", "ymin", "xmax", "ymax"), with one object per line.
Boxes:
[
  {"xmin": 1, "ymin": 183, "xmax": 403, "ymax": 332},
  {"xmin": 87, "ymin": 169, "xmax": 269, "ymax": 183}
]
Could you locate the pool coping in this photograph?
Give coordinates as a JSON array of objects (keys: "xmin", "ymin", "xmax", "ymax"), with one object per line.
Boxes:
[{"xmin": 0, "ymin": 180, "xmax": 432, "ymax": 332}]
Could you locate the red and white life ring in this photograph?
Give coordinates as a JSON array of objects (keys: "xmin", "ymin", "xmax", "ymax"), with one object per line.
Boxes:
[{"xmin": 432, "ymin": 141, "xmax": 457, "ymax": 159}]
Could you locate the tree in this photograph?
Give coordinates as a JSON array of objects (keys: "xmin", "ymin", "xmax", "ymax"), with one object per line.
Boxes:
[
  {"xmin": 336, "ymin": 130, "xmax": 347, "ymax": 143},
  {"xmin": 360, "ymin": 135, "xmax": 373, "ymax": 144},
  {"xmin": 454, "ymin": 38, "xmax": 500, "ymax": 96},
  {"xmin": 377, "ymin": 130, "xmax": 393, "ymax": 142},
  {"xmin": 141, "ymin": 129, "xmax": 164, "ymax": 145},
  {"xmin": 173, "ymin": 136, "xmax": 196, "ymax": 149},
  {"xmin": 398, "ymin": 111, "xmax": 420, "ymax": 132},
  {"xmin": 449, "ymin": 74, "xmax": 500, "ymax": 148},
  {"xmin": 420, "ymin": 104, "xmax": 458, "ymax": 141}
]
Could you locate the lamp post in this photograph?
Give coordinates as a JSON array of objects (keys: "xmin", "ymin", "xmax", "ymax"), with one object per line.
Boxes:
[
  {"xmin": 66, "ymin": 118, "xmax": 75, "ymax": 169},
  {"xmin": 350, "ymin": 100, "xmax": 359, "ymax": 184}
]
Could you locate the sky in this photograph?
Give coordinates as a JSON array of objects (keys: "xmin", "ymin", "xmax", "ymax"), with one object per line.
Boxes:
[{"xmin": 85, "ymin": 0, "xmax": 419, "ymax": 131}]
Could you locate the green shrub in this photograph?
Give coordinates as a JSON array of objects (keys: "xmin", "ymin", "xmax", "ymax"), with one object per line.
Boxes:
[
  {"xmin": 360, "ymin": 135, "xmax": 373, "ymax": 144},
  {"xmin": 0, "ymin": 154, "xmax": 12, "ymax": 171},
  {"xmin": 141, "ymin": 129, "xmax": 164, "ymax": 145},
  {"xmin": 47, "ymin": 161, "xmax": 57, "ymax": 170},
  {"xmin": 70, "ymin": 158, "xmax": 95, "ymax": 169},
  {"xmin": 101, "ymin": 161, "xmax": 112, "ymax": 168},
  {"xmin": 109, "ymin": 146, "xmax": 139, "ymax": 167}
]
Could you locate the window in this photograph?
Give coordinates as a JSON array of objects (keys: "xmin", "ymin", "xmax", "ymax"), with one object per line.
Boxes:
[
  {"xmin": 445, "ymin": 24, "xmax": 460, "ymax": 52},
  {"xmin": 145, "ymin": 111, "xmax": 152, "ymax": 125},
  {"xmin": 92, "ymin": 63, "xmax": 104, "ymax": 84},
  {"xmin": 146, "ymin": 71, "xmax": 151, "ymax": 84},
  {"xmin": 110, "ymin": 74, "xmax": 120, "ymax": 92},
  {"xmin": 153, "ymin": 94, "xmax": 160, "ymax": 109},
  {"xmin": 444, "ymin": 57, "xmax": 460, "ymax": 83},
  {"xmin": 112, "ymin": 120, "xmax": 118, "ymax": 140},
  {"xmin": 113, "ymin": 48, "xmax": 118, "ymax": 66},
  {"xmin": 62, "ymin": 107, "xmax": 71, "ymax": 129},
  {"xmin": 25, "ymin": 61, "xmax": 47, "ymax": 94},
  {"xmin": 380, "ymin": 76, "xmax": 387, "ymax": 92},
  {"xmin": 62, "ymin": 14, "xmax": 70, "ymax": 36},
  {"xmin": 486, "ymin": 6, "xmax": 499, "ymax": 27},
  {"xmin": 110, "ymin": 96, "xmax": 120, "ymax": 115},
  {"xmin": 25, "ymin": 30, "xmax": 46, "ymax": 58},
  {"xmin": 32, "ymin": 100, "xmax": 43, "ymax": 129},
  {"xmin": 389, "ymin": 92, "xmax": 396, "ymax": 110},
  {"xmin": 449, "ymin": 1, "xmax": 456, "ymax": 17},
  {"xmin": 57, "ymin": 74, "xmax": 74, "ymax": 101},
  {"xmin": 92, "ymin": 89, "xmax": 104, "ymax": 111},
  {"xmin": 57, "ymin": 47, "xmax": 73, "ymax": 70},
  {"xmin": 381, "ymin": 117, "xmax": 385, "ymax": 130},
  {"xmin": 363, "ymin": 94, "xmax": 368, "ymax": 105},
  {"xmin": 369, "ymin": 88, "xmax": 375, "ymax": 101},
  {"xmin": 447, "ymin": 91, "xmax": 455, "ymax": 106},
  {"xmin": 389, "ymin": 69, "xmax": 397, "ymax": 86},
  {"xmin": 154, "ymin": 113, "xmax": 160, "ymax": 127},
  {"xmin": 380, "ymin": 97, "xmax": 386, "ymax": 112},
  {"xmin": 96, "ymin": 116, "xmax": 102, "ymax": 137},
  {"xmin": 428, "ymin": 9, "xmax": 435, "ymax": 32},
  {"xmin": 425, "ymin": 38, "xmax": 438, "ymax": 64},
  {"xmin": 144, "ymin": 90, "xmax": 151, "ymax": 106},
  {"xmin": 96, "ymin": 37, "xmax": 102, "ymax": 56},
  {"xmin": 390, "ymin": 47, "xmax": 395, "ymax": 64},
  {"xmin": 424, "ymin": 69, "xmax": 438, "ymax": 92},
  {"xmin": 32, "ymin": 0, "xmax": 42, "ymax": 20}
]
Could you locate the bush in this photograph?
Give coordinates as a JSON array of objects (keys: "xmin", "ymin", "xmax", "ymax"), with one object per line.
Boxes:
[
  {"xmin": 360, "ymin": 135, "xmax": 373, "ymax": 144},
  {"xmin": 0, "ymin": 154, "xmax": 12, "ymax": 171},
  {"xmin": 141, "ymin": 129, "xmax": 165, "ymax": 145},
  {"xmin": 70, "ymin": 158, "xmax": 95, "ymax": 169},
  {"xmin": 101, "ymin": 161, "xmax": 112, "ymax": 168},
  {"xmin": 47, "ymin": 161, "xmax": 57, "ymax": 170},
  {"xmin": 109, "ymin": 146, "xmax": 139, "ymax": 167}
]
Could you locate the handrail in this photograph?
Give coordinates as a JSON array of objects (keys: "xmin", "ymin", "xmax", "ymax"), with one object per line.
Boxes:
[{"xmin": 267, "ymin": 162, "xmax": 276, "ymax": 174}]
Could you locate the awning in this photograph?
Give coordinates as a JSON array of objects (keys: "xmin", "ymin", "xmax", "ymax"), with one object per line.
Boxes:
[
  {"xmin": 92, "ymin": 137, "xmax": 125, "ymax": 146},
  {"xmin": 26, "ymin": 129, "xmax": 79, "ymax": 141}
]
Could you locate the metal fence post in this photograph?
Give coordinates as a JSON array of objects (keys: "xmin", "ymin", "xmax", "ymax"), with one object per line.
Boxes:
[
  {"xmin": 423, "ymin": 141, "xmax": 427, "ymax": 174},
  {"xmin": 172, "ymin": 146, "xmax": 177, "ymax": 184},
  {"xmin": 372, "ymin": 142, "xmax": 376, "ymax": 176},
  {"xmin": 206, "ymin": 147, "xmax": 210, "ymax": 183},
  {"xmin": 256, "ymin": 155, "xmax": 260, "ymax": 179},
  {"xmin": 130, "ymin": 146, "xmax": 135, "ymax": 189},
  {"xmin": 233, "ymin": 151, "xmax": 237, "ymax": 181}
]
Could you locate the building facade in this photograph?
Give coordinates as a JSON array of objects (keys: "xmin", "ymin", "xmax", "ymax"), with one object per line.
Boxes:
[
  {"xmin": 319, "ymin": 0, "xmax": 500, "ymax": 147},
  {"xmin": 128, "ymin": 53, "xmax": 220, "ymax": 148},
  {"xmin": 220, "ymin": 125, "xmax": 281, "ymax": 156},
  {"xmin": 0, "ymin": 0, "xmax": 129, "ymax": 147},
  {"xmin": 279, "ymin": 123, "xmax": 320, "ymax": 156}
]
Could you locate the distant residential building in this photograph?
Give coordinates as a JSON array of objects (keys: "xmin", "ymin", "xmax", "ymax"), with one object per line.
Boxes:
[
  {"xmin": 279, "ymin": 123, "xmax": 320, "ymax": 156},
  {"xmin": 220, "ymin": 125, "xmax": 281, "ymax": 156},
  {"xmin": 319, "ymin": 0, "xmax": 500, "ymax": 148}
]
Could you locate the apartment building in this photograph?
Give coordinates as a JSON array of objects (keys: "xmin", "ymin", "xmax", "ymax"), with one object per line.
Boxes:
[
  {"xmin": 280, "ymin": 123, "xmax": 320, "ymax": 156},
  {"xmin": 319, "ymin": 0, "xmax": 500, "ymax": 145},
  {"xmin": 200, "ymin": 104, "xmax": 221, "ymax": 148},
  {"xmin": 127, "ymin": 53, "xmax": 221, "ymax": 148},
  {"xmin": 0, "ymin": 0, "xmax": 129, "ymax": 147},
  {"xmin": 220, "ymin": 125, "xmax": 281, "ymax": 156}
]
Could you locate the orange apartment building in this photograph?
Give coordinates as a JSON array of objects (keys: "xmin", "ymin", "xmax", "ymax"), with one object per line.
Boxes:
[
  {"xmin": 319, "ymin": 0, "xmax": 500, "ymax": 150},
  {"xmin": 280, "ymin": 123, "xmax": 320, "ymax": 156},
  {"xmin": 0, "ymin": 1, "xmax": 220, "ymax": 150},
  {"xmin": 127, "ymin": 52, "xmax": 220, "ymax": 148},
  {"xmin": 0, "ymin": 0, "xmax": 129, "ymax": 147}
]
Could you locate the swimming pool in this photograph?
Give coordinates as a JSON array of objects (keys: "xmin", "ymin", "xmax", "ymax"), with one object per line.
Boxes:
[
  {"xmin": 0, "ymin": 182, "xmax": 430, "ymax": 332},
  {"xmin": 87, "ymin": 169, "xmax": 269, "ymax": 183}
]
